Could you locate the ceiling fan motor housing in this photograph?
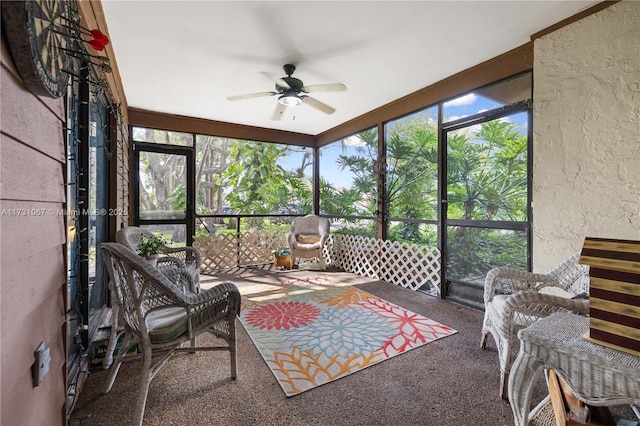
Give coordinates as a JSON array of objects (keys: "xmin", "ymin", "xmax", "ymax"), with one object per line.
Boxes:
[
  {"xmin": 276, "ymin": 64, "xmax": 303, "ymax": 94},
  {"xmin": 277, "ymin": 76, "xmax": 303, "ymax": 94}
]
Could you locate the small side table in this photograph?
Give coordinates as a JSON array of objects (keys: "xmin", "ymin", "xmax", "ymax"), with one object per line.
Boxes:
[{"xmin": 508, "ymin": 311, "xmax": 640, "ymax": 426}]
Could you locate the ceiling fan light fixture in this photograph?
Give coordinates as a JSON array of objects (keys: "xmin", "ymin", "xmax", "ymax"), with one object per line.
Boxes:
[{"xmin": 278, "ymin": 93, "xmax": 303, "ymax": 107}]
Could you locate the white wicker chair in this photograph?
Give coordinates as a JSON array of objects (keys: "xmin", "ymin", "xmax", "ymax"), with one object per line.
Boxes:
[
  {"xmin": 100, "ymin": 242, "xmax": 240, "ymax": 426},
  {"xmin": 286, "ymin": 214, "xmax": 330, "ymax": 269},
  {"xmin": 480, "ymin": 252, "xmax": 590, "ymax": 399}
]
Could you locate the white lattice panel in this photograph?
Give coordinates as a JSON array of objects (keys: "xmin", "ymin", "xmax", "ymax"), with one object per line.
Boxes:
[
  {"xmin": 193, "ymin": 233, "xmax": 239, "ymax": 272},
  {"xmin": 331, "ymin": 234, "xmax": 441, "ymax": 293},
  {"xmin": 194, "ymin": 231, "xmax": 289, "ymax": 271},
  {"xmin": 379, "ymin": 240, "xmax": 441, "ymax": 293},
  {"xmin": 330, "ymin": 234, "xmax": 380, "ymax": 280},
  {"xmin": 239, "ymin": 231, "xmax": 287, "ymax": 265}
]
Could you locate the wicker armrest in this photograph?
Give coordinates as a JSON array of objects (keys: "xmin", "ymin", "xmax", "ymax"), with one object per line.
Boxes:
[
  {"xmin": 505, "ymin": 290, "xmax": 589, "ymax": 316},
  {"xmin": 182, "ymin": 282, "xmax": 240, "ymax": 310},
  {"xmin": 497, "ymin": 290, "xmax": 590, "ymax": 337},
  {"xmin": 157, "ymin": 255, "xmax": 187, "ymax": 270},
  {"xmin": 286, "ymin": 231, "xmax": 295, "ymax": 246},
  {"xmin": 143, "ymin": 274, "xmax": 240, "ymax": 337},
  {"xmin": 484, "ymin": 267, "xmax": 557, "ymax": 303},
  {"xmin": 181, "ymin": 282, "xmax": 241, "ymax": 335},
  {"xmin": 164, "ymin": 246, "xmax": 202, "ymax": 268}
]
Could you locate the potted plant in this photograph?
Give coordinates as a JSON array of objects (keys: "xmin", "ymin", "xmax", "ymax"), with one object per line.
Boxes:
[
  {"xmin": 272, "ymin": 248, "xmax": 291, "ymax": 269},
  {"xmin": 137, "ymin": 235, "xmax": 165, "ymax": 267}
]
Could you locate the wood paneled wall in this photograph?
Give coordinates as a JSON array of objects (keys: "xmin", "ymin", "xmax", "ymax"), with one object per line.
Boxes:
[{"xmin": 1, "ymin": 40, "xmax": 68, "ymax": 426}]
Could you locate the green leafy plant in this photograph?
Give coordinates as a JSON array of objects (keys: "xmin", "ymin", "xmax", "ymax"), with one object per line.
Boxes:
[
  {"xmin": 137, "ymin": 235, "xmax": 166, "ymax": 256},
  {"xmin": 272, "ymin": 248, "xmax": 290, "ymax": 257}
]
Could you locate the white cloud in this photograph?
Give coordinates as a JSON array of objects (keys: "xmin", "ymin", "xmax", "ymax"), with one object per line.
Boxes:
[
  {"xmin": 344, "ymin": 135, "xmax": 367, "ymax": 146},
  {"xmin": 444, "ymin": 93, "xmax": 477, "ymax": 107}
]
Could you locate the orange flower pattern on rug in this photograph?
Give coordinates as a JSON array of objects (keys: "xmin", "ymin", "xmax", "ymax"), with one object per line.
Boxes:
[{"xmin": 240, "ymin": 277, "xmax": 457, "ymax": 396}]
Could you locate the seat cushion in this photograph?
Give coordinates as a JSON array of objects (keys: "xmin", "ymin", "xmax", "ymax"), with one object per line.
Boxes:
[
  {"xmin": 292, "ymin": 241, "xmax": 322, "ymax": 250},
  {"xmin": 147, "ymin": 307, "xmax": 188, "ymax": 344},
  {"xmin": 296, "ymin": 234, "xmax": 321, "ymax": 244}
]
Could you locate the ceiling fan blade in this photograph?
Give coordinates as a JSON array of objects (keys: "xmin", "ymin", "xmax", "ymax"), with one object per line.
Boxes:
[
  {"xmin": 303, "ymin": 96, "xmax": 336, "ymax": 115},
  {"xmin": 227, "ymin": 91, "xmax": 276, "ymax": 101},
  {"xmin": 271, "ymin": 102, "xmax": 286, "ymax": 121},
  {"xmin": 261, "ymin": 72, "xmax": 290, "ymax": 89},
  {"xmin": 302, "ymin": 83, "xmax": 347, "ymax": 93}
]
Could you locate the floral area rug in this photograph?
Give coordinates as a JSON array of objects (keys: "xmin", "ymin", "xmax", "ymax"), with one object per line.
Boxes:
[{"xmin": 239, "ymin": 276, "xmax": 457, "ymax": 396}]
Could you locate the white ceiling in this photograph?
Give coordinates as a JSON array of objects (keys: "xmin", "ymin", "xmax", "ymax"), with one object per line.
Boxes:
[{"xmin": 101, "ymin": 1, "xmax": 599, "ymax": 136}]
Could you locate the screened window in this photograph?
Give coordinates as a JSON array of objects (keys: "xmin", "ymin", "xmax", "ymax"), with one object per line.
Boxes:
[
  {"xmin": 138, "ymin": 151, "xmax": 187, "ymax": 221},
  {"xmin": 132, "ymin": 127, "xmax": 194, "ymax": 146},
  {"xmin": 384, "ymin": 106, "xmax": 439, "ymax": 245},
  {"xmin": 443, "ymin": 73, "xmax": 532, "ymax": 285},
  {"xmin": 319, "ymin": 128, "xmax": 378, "ymax": 217},
  {"xmin": 319, "ymin": 127, "xmax": 378, "ymax": 236},
  {"xmin": 446, "ymin": 112, "xmax": 529, "ymax": 222},
  {"xmin": 446, "ymin": 227, "xmax": 528, "ymax": 282},
  {"xmin": 194, "ymin": 136, "xmax": 313, "ymax": 216}
]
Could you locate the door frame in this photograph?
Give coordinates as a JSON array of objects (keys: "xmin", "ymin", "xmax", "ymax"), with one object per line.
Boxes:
[
  {"xmin": 132, "ymin": 142, "xmax": 195, "ymax": 245},
  {"xmin": 438, "ymin": 100, "xmax": 533, "ymax": 297}
]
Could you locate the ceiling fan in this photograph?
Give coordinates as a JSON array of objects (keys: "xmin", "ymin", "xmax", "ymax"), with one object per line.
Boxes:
[{"xmin": 227, "ymin": 64, "xmax": 347, "ymax": 120}]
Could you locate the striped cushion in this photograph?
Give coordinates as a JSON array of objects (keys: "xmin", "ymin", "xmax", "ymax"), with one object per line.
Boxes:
[{"xmin": 147, "ymin": 307, "xmax": 188, "ymax": 343}]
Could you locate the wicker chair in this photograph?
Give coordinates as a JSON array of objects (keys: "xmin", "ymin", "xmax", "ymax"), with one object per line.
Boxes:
[
  {"xmin": 100, "ymin": 242, "xmax": 240, "ymax": 426},
  {"xmin": 116, "ymin": 226, "xmax": 201, "ymax": 291},
  {"xmin": 480, "ymin": 252, "xmax": 590, "ymax": 399},
  {"xmin": 286, "ymin": 214, "xmax": 330, "ymax": 269}
]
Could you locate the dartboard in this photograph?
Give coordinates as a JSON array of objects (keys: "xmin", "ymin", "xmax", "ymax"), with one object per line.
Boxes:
[{"xmin": 2, "ymin": 0, "xmax": 72, "ymax": 98}]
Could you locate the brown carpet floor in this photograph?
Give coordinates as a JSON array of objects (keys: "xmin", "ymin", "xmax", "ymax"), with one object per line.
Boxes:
[{"xmin": 67, "ymin": 266, "xmax": 630, "ymax": 426}]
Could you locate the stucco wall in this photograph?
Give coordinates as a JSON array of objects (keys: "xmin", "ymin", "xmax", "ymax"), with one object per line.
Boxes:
[{"xmin": 532, "ymin": 1, "xmax": 640, "ymax": 272}]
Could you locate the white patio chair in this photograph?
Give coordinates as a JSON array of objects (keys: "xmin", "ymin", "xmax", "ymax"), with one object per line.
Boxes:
[
  {"xmin": 100, "ymin": 242, "xmax": 240, "ymax": 426},
  {"xmin": 480, "ymin": 252, "xmax": 590, "ymax": 399},
  {"xmin": 286, "ymin": 214, "xmax": 330, "ymax": 269}
]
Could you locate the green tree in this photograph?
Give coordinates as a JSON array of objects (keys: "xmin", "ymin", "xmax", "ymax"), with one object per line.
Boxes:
[
  {"xmin": 334, "ymin": 128, "xmax": 379, "ymax": 216},
  {"xmin": 326, "ymin": 118, "xmax": 440, "ymax": 244},
  {"xmin": 221, "ymin": 141, "xmax": 307, "ymax": 228},
  {"xmin": 447, "ymin": 119, "xmax": 527, "ymax": 221},
  {"xmin": 138, "ymin": 128, "xmax": 187, "ymax": 216},
  {"xmin": 446, "ymin": 119, "xmax": 528, "ymax": 279},
  {"xmin": 385, "ymin": 115, "xmax": 438, "ymax": 243}
]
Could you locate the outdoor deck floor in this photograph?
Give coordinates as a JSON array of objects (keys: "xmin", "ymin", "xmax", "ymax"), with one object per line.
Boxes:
[{"xmin": 68, "ymin": 265, "xmax": 635, "ymax": 426}]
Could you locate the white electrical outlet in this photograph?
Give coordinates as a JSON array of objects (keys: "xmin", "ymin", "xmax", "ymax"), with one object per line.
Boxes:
[{"xmin": 32, "ymin": 342, "xmax": 51, "ymax": 387}]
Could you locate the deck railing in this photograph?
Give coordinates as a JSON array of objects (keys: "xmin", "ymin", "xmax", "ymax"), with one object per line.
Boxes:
[{"xmin": 193, "ymin": 230, "xmax": 441, "ymax": 295}]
